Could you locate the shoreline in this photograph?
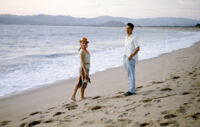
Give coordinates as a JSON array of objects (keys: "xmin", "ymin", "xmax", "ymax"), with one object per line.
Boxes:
[
  {"xmin": 0, "ymin": 40, "xmax": 200, "ymax": 126},
  {"xmin": 0, "ymin": 26, "xmax": 200, "ymax": 99},
  {"xmin": 1, "ymin": 39, "xmax": 200, "ymax": 100}
]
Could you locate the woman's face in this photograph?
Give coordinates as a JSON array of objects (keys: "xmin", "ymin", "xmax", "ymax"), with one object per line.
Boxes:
[{"xmin": 80, "ymin": 41, "xmax": 88, "ymax": 49}]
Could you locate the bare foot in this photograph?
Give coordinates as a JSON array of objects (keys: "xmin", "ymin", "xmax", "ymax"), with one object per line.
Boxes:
[
  {"xmin": 81, "ymin": 97, "xmax": 86, "ymax": 100},
  {"xmin": 71, "ymin": 96, "xmax": 76, "ymax": 102}
]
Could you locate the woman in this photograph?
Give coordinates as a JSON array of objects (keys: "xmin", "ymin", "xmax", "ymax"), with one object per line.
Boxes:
[{"xmin": 71, "ymin": 37, "xmax": 91, "ymax": 101}]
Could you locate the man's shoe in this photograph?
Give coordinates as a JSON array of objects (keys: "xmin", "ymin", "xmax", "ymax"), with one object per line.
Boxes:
[{"xmin": 124, "ymin": 91, "xmax": 135, "ymax": 96}]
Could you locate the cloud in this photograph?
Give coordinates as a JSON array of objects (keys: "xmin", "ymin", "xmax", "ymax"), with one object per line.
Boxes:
[
  {"xmin": 180, "ymin": 0, "xmax": 200, "ymax": 1},
  {"xmin": 178, "ymin": 0, "xmax": 200, "ymax": 4},
  {"xmin": 177, "ymin": 0, "xmax": 200, "ymax": 10}
]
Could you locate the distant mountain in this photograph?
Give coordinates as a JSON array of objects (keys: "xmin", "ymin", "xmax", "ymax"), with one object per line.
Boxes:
[
  {"xmin": 0, "ymin": 14, "xmax": 199, "ymax": 27},
  {"xmin": 99, "ymin": 21, "xmax": 125, "ymax": 27}
]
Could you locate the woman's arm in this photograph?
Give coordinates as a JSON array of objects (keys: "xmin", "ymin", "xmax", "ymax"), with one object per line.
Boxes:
[{"xmin": 80, "ymin": 51, "xmax": 88, "ymax": 78}]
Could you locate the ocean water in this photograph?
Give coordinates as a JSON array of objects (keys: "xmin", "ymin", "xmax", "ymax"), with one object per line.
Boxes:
[{"xmin": 0, "ymin": 25, "xmax": 200, "ymax": 97}]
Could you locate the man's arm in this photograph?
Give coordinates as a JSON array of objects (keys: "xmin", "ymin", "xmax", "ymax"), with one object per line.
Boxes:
[{"xmin": 128, "ymin": 46, "xmax": 140, "ymax": 60}]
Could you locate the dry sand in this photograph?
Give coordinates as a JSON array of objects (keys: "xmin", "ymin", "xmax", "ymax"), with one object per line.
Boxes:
[{"xmin": 0, "ymin": 41, "xmax": 200, "ymax": 126}]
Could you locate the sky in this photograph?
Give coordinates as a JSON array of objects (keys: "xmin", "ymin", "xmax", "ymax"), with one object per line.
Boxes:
[{"xmin": 0, "ymin": 0, "xmax": 200, "ymax": 20}]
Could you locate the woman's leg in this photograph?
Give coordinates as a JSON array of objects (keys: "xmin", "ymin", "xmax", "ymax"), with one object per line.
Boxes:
[
  {"xmin": 81, "ymin": 86, "xmax": 85, "ymax": 100},
  {"xmin": 71, "ymin": 76, "xmax": 81, "ymax": 101},
  {"xmin": 81, "ymin": 69, "xmax": 86, "ymax": 100}
]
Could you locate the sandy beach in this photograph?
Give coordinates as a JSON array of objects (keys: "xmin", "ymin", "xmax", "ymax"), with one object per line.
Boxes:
[{"xmin": 0, "ymin": 37, "xmax": 200, "ymax": 126}]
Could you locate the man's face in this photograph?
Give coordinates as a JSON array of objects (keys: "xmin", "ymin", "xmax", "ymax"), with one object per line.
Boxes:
[{"xmin": 126, "ymin": 25, "xmax": 133, "ymax": 35}]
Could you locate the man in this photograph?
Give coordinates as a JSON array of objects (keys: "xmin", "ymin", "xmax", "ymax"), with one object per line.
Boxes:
[{"xmin": 123, "ymin": 23, "xmax": 140, "ymax": 96}]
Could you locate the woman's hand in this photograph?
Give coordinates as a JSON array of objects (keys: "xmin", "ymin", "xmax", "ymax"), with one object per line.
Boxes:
[
  {"xmin": 128, "ymin": 55, "xmax": 133, "ymax": 60},
  {"xmin": 85, "ymin": 73, "xmax": 88, "ymax": 79},
  {"xmin": 83, "ymin": 68, "xmax": 88, "ymax": 78}
]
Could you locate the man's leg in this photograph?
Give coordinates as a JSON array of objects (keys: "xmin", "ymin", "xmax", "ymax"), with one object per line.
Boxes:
[
  {"xmin": 128, "ymin": 59, "xmax": 136, "ymax": 93},
  {"xmin": 124, "ymin": 56, "xmax": 135, "ymax": 96},
  {"xmin": 124, "ymin": 55, "xmax": 131, "ymax": 88}
]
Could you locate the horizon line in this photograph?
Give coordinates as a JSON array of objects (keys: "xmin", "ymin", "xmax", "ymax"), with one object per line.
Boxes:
[{"xmin": 0, "ymin": 13, "xmax": 199, "ymax": 21}]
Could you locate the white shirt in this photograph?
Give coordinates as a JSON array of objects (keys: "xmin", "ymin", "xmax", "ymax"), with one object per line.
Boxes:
[
  {"xmin": 124, "ymin": 34, "xmax": 139, "ymax": 63},
  {"xmin": 79, "ymin": 49, "xmax": 90, "ymax": 69}
]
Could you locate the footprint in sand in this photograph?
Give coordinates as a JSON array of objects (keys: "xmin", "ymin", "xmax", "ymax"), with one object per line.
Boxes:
[
  {"xmin": 139, "ymin": 122, "xmax": 151, "ymax": 127},
  {"xmin": 20, "ymin": 120, "xmax": 42, "ymax": 127},
  {"xmin": 164, "ymin": 114, "xmax": 177, "ymax": 119},
  {"xmin": 53, "ymin": 112, "xmax": 65, "ymax": 117},
  {"xmin": 48, "ymin": 107, "xmax": 55, "ymax": 110},
  {"xmin": 192, "ymin": 112, "xmax": 200, "ymax": 120},
  {"xmin": 172, "ymin": 76, "xmax": 180, "ymax": 79},
  {"xmin": 43, "ymin": 119, "xmax": 54, "ymax": 123},
  {"xmin": 160, "ymin": 88, "xmax": 172, "ymax": 91},
  {"xmin": 152, "ymin": 81, "xmax": 164, "ymax": 85},
  {"xmin": 90, "ymin": 105, "xmax": 102, "ymax": 110},
  {"xmin": 29, "ymin": 111, "xmax": 42, "ymax": 116},
  {"xmin": 188, "ymin": 72, "xmax": 193, "ymax": 75},
  {"xmin": 141, "ymin": 98, "xmax": 153, "ymax": 103},
  {"xmin": 64, "ymin": 104, "xmax": 78, "ymax": 110},
  {"xmin": 118, "ymin": 112, "xmax": 128, "ymax": 117},
  {"xmin": 64, "ymin": 115, "xmax": 75, "ymax": 121},
  {"xmin": 160, "ymin": 120, "xmax": 178, "ymax": 126},
  {"xmin": 111, "ymin": 95, "xmax": 124, "ymax": 99},
  {"xmin": 80, "ymin": 120, "xmax": 95, "ymax": 126},
  {"xmin": 0, "ymin": 120, "xmax": 11, "ymax": 126},
  {"xmin": 161, "ymin": 110, "xmax": 173, "ymax": 115},
  {"xmin": 28, "ymin": 120, "xmax": 42, "ymax": 127},
  {"xmin": 91, "ymin": 96, "xmax": 101, "ymax": 99},
  {"xmin": 181, "ymin": 92, "xmax": 191, "ymax": 95},
  {"xmin": 136, "ymin": 86, "xmax": 143, "ymax": 89},
  {"xmin": 153, "ymin": 99, "xmax": 161, "ymax": 103},
  {"xmin": 117, "ymin": 119, "xmax": 132, "ymax": 124},
  {"xmin": 21, "ymin": 117, "xmax": 29, "ymax": 121},
  {"xmin": 117, "ymin": 91, "xmax": 125, "ymax": 94}
]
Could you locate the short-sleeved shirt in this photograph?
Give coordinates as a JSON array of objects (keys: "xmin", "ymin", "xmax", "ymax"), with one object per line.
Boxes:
[{"xmin": 124, "ymin": 34, "xmax": 139, "ymax": 63}]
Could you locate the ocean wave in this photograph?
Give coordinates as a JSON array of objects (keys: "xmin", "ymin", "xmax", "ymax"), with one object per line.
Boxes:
[{"xmin": 24, "ymin": 52, "xmax": 78, "ymax": 59}]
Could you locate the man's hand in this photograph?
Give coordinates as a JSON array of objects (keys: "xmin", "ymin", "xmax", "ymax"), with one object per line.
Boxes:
[{"xmin": 128, "ymin": 47, "xmax": 140, "ymax": 61}]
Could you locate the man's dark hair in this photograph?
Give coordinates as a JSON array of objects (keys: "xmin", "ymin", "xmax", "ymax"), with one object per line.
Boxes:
[{"xmin": 127, "ymin": 23, "xmax": 134, "ymax": 29}]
